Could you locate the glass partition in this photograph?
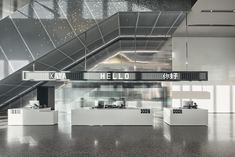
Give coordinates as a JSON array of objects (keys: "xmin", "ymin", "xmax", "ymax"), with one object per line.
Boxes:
[{"xmin": 55, "ymin": 82, "xmax": 164, "ymax": 113}]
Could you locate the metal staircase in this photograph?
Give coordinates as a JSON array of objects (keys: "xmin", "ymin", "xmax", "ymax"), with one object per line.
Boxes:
[{"xmin": 0, "ymin": 0, "xmax": 190, "ymax": 112}]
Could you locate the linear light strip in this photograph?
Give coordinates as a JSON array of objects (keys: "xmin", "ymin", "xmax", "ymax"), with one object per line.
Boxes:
[
  {"xmin": 188, "ymin": 24, "xmax": 235, "ymax": 27},
  {"xmin": 134, "ymin": 13, "xmax": 140, "ymax": 70},
  {"xmin": 118, "ymin": 12, "xmax": 121, "ymax": 36},
  {"xmin": 0, "ymin": 46, "xmax": 14, "ymax": 72},
  {"xmin": 201, "ymin": 10, "xmax": 235, "ymax": 13}
]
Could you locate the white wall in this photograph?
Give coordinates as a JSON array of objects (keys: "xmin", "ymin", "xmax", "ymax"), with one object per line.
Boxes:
[{"xmin": 172, "ymin": 37, "xmax": 235, "ymax": 113}]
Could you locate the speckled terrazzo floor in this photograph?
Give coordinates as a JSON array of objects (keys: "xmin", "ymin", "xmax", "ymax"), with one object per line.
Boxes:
[{"xmin": 0, "ymin": 114, "xmax": 234, "ymax": 157}]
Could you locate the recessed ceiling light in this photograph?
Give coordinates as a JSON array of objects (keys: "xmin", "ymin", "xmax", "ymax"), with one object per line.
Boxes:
[{"xmin": 201, "ymin": 10, "xmax": 235, "ymax": 13}]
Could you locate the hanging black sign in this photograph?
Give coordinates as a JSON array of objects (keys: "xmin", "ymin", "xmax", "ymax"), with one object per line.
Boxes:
[
  {"xmin": 23, "ymin": 71, "xmax": 208, "ymax": 81},
  {"xmin": 64, "ymin": 71, "xmax": 208, "ymax": 81}
]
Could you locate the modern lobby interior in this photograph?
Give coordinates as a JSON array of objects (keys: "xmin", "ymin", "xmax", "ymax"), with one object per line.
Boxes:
[{"xmin": 0, "ymin": 0, "xmax": 235, "ymax": 157}]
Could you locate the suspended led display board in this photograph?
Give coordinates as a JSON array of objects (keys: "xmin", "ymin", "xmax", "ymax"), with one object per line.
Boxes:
[{"xmin": 22, "ymin": 71, "xmax": 208, "ymax": 81}]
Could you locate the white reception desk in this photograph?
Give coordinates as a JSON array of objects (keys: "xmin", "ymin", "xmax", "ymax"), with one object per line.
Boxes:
[
  {"xmin": 163, "ymin": 108, "xmax": 208, "ymax": 126},
  {"xmin": 71, "ymin": 108, "xmax": 153, "ymax": 126},
  {"xmin": 8, "ymin": 108, "xmax": 58, "ymax": 125}
]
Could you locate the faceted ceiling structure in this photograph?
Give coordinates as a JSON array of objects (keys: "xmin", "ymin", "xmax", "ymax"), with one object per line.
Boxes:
[{"xmin": 0, "ymin": 0, "xmax": 195, "ymax": 111}]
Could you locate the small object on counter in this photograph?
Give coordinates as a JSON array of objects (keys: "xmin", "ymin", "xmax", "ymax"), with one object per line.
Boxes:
[
  {"xmin": 119, "ymin": 104, "xmax": 125, "ymax": 109},
  {"xmin": 97, "ymin": 101, "xmax": 104, "ymax": 108},
  {"xmin": 192, "ymin": 102, "xmax": 198, "ymax": 109},
  {"xmin": 183, "ymin": 101, "xmax": 198, "ymax": 109}
]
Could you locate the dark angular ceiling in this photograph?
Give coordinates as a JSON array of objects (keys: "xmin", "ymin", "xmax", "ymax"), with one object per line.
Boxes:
[{"xmin": 0, "ymin": 11, "xmax": 186, "ymax": 110}]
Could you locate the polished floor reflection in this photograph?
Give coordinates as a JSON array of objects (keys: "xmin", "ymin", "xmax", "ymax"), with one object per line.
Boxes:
[{"xmin": 0, "ymin": 114, "xmax": 235, "ymax": 157}]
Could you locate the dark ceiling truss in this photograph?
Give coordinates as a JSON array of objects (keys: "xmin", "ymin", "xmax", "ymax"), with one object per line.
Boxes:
[{"xmin": 0, "ymin": 11, "xmax": 185, "ymax": 110}]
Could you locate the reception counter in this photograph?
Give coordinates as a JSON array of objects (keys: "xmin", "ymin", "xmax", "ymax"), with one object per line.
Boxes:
[
  {"xmin": 8, "ymin": 108, "xmax": 58, "ymax": 125},
  {"xmin": 71, "ymin": 108, "xmax": 153, "ymax": 126},
  {"xmin": 163, "ymin": 108, "xmax": 208, "ymax": 126}
]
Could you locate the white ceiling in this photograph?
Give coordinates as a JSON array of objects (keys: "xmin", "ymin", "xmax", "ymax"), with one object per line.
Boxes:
[{"xmin": 174, "ymin": 0, "xmax": 235, "ymax": 37}]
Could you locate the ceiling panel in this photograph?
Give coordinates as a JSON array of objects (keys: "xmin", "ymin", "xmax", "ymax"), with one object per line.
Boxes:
[
  {"xmin": 37, "ymin": 49, "xmax": 69, "ymax": 67},
  {"xmin": 58, "ymin": 38, "xmax": 84, "ymax": 57},
  {"xmin": 137, "ymin": 12, "xmax": 159, "ymax": 27},
  {"xmin": 119, "ymin": 12, "xmax": 138, "ymax": 27},
  {"xmin": 157, "ymin": 12, "xmax": 180, "ymax": 27}
]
